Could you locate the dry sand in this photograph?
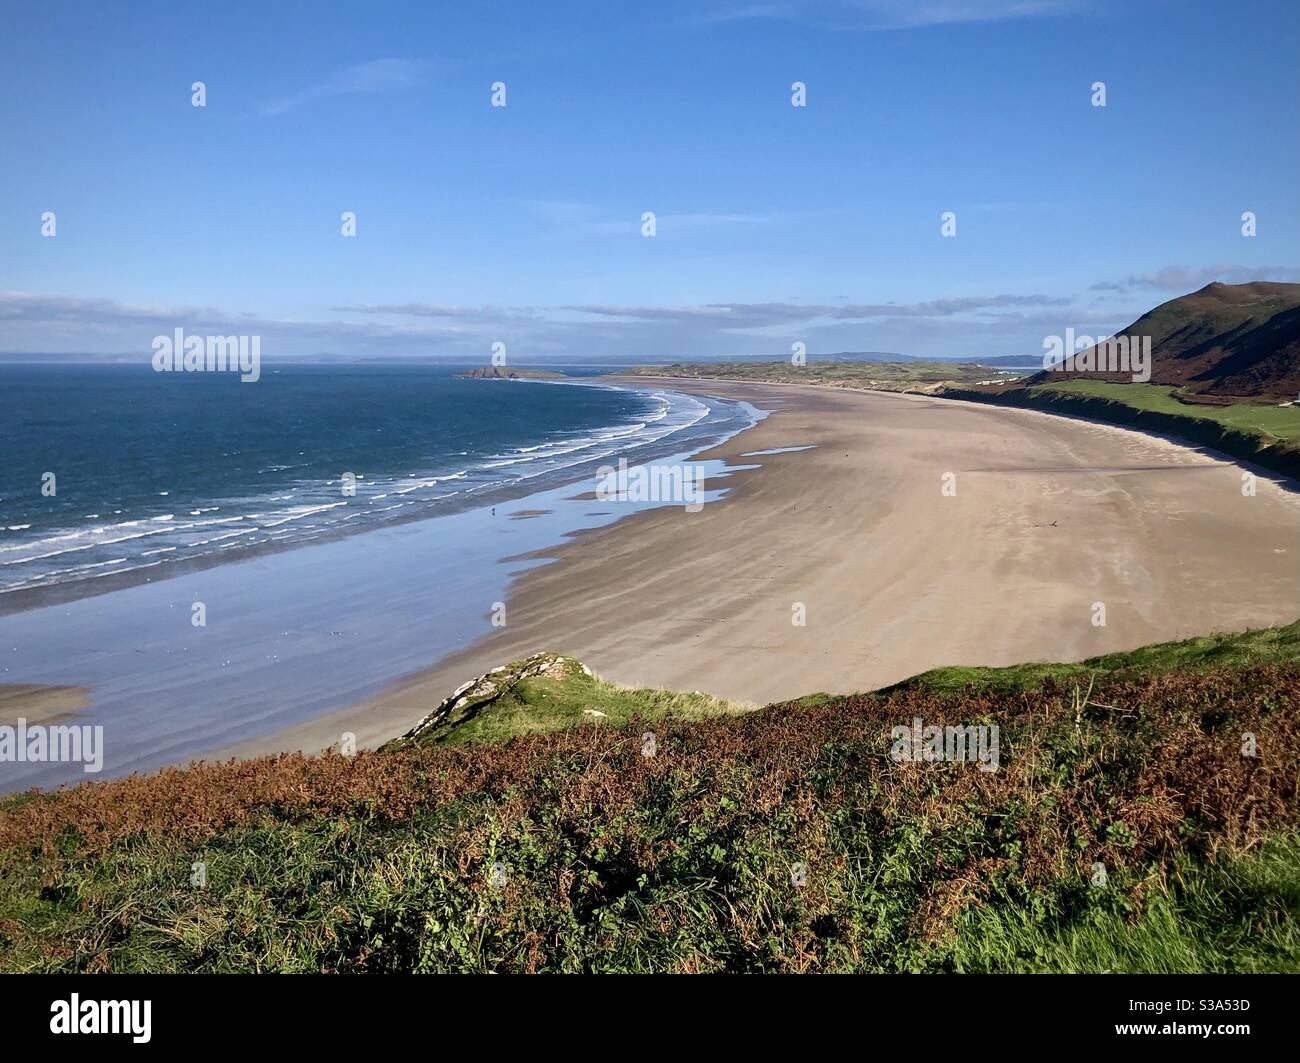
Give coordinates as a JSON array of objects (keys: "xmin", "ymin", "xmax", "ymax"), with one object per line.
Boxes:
[{"xmin": 217, "ymin": 380, "xmax": 1300, "ymax": 760}]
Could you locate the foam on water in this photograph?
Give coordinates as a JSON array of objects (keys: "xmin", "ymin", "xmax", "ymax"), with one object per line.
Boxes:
[{"xmin": 0, "ymin": 367, "xmax": 736, "ymax": 601}]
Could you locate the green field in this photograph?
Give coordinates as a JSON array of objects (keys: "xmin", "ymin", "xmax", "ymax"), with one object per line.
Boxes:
[
  {"xmin": 621, "ymin": 359, "xmax": 1021, "ymax": 392},
  {"xmin": 1031, "ymin": 380, "xmax": 1300, "ymax": 441}
]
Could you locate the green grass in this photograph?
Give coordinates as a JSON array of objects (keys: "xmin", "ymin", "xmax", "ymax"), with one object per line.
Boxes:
[
  {"xmin": 409, "ymin": 660, "xmax": 753, "ymax": 746},
  {"xmin": 4, "ymin": 623, "xmax": 1299, "ymax": 973},
  {"xmin": 9, "ymin": 811, "xmax": 1297, "ymax": 974},
  {"xmin": 1031, "ymin": 380, "xmax": 1300, "ymax": 441},
  {"xmin": 881, "ymin": 619, "xmax": 1300, "ymax": 697},
  {"xmin": 412, "ymin": 620, "xmax": 1300, "ymax": 742},
  {"xmin": 947, "ymin": 834, "xmax": 1300, "ymax": 973}
]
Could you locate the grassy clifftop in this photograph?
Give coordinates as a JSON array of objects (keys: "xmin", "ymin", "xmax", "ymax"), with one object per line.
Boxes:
[
  {"xmin": 2, "ymin": 623, "xmax": 1299, "ymax": 973},
  {"xmin": 383, "ymin": 651, "xmax": 752, "ymax": 748}
]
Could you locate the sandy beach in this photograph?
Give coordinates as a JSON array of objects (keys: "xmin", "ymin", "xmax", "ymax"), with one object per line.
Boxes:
[{"xmin": 216, "ymin": 379, "xmax": 1300, "ymax": 760}]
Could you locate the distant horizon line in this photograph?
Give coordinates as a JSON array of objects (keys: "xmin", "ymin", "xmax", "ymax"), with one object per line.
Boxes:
[{"xmin": 0, "ymin": 351, "xmax": 1035, "ymax": 366}]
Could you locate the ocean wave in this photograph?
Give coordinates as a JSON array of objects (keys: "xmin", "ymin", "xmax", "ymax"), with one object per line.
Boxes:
[{"xmin": 0, "ymin": 384, "xmax": 747, "ymax": 598}]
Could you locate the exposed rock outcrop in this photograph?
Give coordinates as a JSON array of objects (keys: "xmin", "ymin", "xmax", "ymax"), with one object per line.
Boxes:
[
  {"xmin": 390, "ymin": 652, "xmax": 591, "ymax": 747},
  {"xmin": 454, "ymin": 366, "xmax": 565, "ymax": 380}
]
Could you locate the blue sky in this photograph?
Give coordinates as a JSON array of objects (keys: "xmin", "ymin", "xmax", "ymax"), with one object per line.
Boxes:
[{"xmin": 1, "ymin": 0, "xmax": 1297, "ymax": 362}]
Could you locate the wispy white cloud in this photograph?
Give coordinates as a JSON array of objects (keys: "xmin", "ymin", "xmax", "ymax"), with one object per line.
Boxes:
[
  {"xmin": 520, "ymin": 201, "xmax": 776, "ymax": 237},
  {"xmin": 334, "ymin": 303, "xmax": 545, "ymax": 324},
  {"xmin": 687, "ymin": 0, "xmax": 1083, "ymax": 30},
  {"xmin": 687, "ymin": 3, "xmax": 798, "ymax": 26},
  {"xmin": 561, "ymin": 294, "xmax": 1070, "ymax": 328},
  {"xmin": 857, "ymin": 0, "xmax": 1082, "ymax": 29},
  {"xmin": 261, "ymin": 59, "xmax": 427, "ymax": 116},
  {"xmin": 1090, "ymin": 265, "xmax": 1300, "ymax": 293},
  {"xmin": 0, "ymin": 292, "xmax": 226, "ymax": 324},
  {"xmin": 0, "ymin": 291, "xmax": 464, "ymax": 346},
  {"xmin": 0, "ymin": 288, "xmax": 1140, "ymax": 363}
]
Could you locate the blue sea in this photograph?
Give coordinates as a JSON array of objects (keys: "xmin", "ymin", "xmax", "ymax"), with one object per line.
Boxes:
[
  {"xmin": 0, "ymin": 364, "xmax": 749, "ymax": 602},
  {"xmin": 0, "ymin": 363, "xmax": 760, "ymax": 791}
]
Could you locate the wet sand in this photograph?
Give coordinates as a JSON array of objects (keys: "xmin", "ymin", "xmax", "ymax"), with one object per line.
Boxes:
[
  {"xmin": 218, "ymin": 380, "xmax": 1300, "ymax": 759},
  {"xmin": 0, "ymin": 684, "xmax": 90, "ymax": 727}
]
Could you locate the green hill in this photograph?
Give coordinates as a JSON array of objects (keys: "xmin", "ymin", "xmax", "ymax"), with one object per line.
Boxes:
[
  {"xmin": 1029, "ymin": 281, "xmax": 1300, "ymax": 400},
  {"xmin": 3, "ymin": 622, "xmax": 1299, "ymax": 973}
]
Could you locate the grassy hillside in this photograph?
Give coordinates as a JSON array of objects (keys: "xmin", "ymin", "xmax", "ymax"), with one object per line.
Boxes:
[
  {"xmin": 887, "ymin": 617, "xmax": 1300, "ymax": 693},
  {"xmin": 1027, "ymin": 281, "xmax": 1300, "ymax": 400},
  {"xmin": 385, "ymin": 652, "xmax": 753, "ymax": 747},
  {"xmin": 2, "ymin": 623, "xmax": 1298, "ymax": 973}
]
